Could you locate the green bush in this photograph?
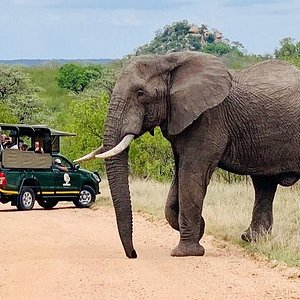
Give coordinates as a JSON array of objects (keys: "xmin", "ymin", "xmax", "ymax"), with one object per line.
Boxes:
[
  {"xmin": 61, "ymin": 93, "xmax": 109, "ymax": 173},
  {"xmin": 129, "ymin": 129, "xmax": 174, "ymax": 182}
]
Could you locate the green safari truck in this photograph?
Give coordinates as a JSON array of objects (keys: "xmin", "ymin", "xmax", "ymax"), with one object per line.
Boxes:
[{"xmin": 0, "ymin": 123, "xmax": 101, "ymax": 210}]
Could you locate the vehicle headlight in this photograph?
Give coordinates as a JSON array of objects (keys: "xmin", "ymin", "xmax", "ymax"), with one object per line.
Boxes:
[{"xmin": 92, "ymin": 172, "xmax": 101, "ymax": 182}]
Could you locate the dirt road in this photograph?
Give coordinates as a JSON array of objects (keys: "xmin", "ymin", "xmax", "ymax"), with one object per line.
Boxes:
[{"xmin": 0, "ymin": 203, "xmax": 299, "ymax": 300}]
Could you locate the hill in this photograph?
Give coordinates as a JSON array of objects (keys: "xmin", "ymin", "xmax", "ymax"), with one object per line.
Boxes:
[{"xmin": 134, "ymin": 20, "xmax": 244, "ymax": 56}]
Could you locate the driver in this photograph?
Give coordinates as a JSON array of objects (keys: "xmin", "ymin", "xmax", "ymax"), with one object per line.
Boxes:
[{"xmin": 53, "ymin": 158, "xmax": 68, "ymax": 172}]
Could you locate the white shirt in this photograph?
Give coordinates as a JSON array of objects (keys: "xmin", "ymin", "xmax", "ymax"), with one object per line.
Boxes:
[{"xmin": 9, "ymin": 144, "xmax": 18, "ymax": 149}]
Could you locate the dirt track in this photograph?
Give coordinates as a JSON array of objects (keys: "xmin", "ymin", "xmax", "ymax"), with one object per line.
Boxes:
[{"xmin": 0, "ymin": 203, "xmax": 299, "ymax": 300}]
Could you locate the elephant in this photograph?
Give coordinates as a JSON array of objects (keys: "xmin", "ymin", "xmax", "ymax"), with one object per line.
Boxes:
[{"xmin": 75, "ymin": 51, "xmax": 300, "ymax": 258}]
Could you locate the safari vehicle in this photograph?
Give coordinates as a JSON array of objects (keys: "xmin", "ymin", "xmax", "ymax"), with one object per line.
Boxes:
[{"xmin": 0, "ymin": 123, "xmax": 101, "ymax": 210}]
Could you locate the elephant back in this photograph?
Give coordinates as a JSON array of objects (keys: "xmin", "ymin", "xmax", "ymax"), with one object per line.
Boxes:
[{"xmin": 232, "ymin": 60, "xmax": 300, "ymax": 102}]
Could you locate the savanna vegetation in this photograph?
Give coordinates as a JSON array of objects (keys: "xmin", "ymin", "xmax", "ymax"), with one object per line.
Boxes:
[{"xmin": 1, "ymin": 20, "xmax": 299, "ymax": 266}]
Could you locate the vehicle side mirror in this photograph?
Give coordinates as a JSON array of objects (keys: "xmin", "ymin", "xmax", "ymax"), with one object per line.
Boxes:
[{"xmin": 74, "ymin": 163, "xmax": 80, "ymax": 170}]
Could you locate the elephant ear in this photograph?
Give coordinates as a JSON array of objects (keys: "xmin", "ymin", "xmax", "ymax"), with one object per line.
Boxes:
[{"xmin": 166, "ymin": 52, "xmax": 232, "ymax": 135}]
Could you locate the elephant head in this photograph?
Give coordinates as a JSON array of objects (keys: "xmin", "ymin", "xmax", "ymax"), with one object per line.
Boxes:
[{"xmin": 75, "ymin": 51, "xmax": 232, "ymax": 258}]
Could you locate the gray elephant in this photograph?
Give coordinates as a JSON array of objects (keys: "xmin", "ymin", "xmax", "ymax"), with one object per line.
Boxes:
[{"xmin": 76, "ymin": 52, "xmax": 300, "ymax": 258}]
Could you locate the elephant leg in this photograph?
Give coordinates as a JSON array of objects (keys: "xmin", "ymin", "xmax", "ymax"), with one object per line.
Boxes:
[
  {"xmin": 165, "ymin": 177, "xmax": 179, "ymax": 231},
  {"xmin": 165, "ymin": 150, "xmax": 180, "ymax": 231},
  {"xmin": 170, "ymin": 159, "xmax": 215, "ymax": 257},
  {"xmin": 165, "ymin": 177, "xmax": 205, "ymax": 240},
  {"xmin": 165, "ymin": 148, "xmax": 206, "ymax": 241},
  {"xmin": 241, "ymin": 175, "xmax": 278, "ymax": 242}
]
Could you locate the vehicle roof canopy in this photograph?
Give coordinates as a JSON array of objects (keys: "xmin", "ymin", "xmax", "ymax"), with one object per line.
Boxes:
[{"xmin": 0, "ymin": 123, "xmax": 76, "ymax": 137}]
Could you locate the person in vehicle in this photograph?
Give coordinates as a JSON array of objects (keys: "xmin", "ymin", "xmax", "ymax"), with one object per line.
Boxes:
[
  {"xmin": 1, "ymin": 135, "xmax": 11, "ymax": 149},
  {"xmin": 53, "ymin": 158, "xmax": 68, "ymax": 172},
  {"xmin": 5, "ymin": 130, "xmax": 19, "ymax": 150},
  {"xmin": 20, "ymin": 143, "xmax": 28, "ymax": 151},
  {"xmin": 7, "ymin": 143, "xmax": 18, "ymax": 149},
  {"xmin": 34, "ymin": 141, "xmax": 44, "ymax": 153},
  {"xmin": 18, "ymin": 139, "xmax": 24, "ymax": 149},
  {"xmin": 7, "ymin": 134, "xmax": 18, "ymax": 149},
  {"xmin": 0, "ymin": 134, "xmax": 5, "ymax": 151}
]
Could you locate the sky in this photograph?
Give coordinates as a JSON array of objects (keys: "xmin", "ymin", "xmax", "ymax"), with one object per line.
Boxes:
[{"xmin": 0, "ymin": 0, "xmax": 300, "ymax": 59}]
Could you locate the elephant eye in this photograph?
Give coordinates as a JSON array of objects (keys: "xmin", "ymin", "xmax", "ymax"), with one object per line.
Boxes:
[{"xmin": 137, "ymin": 90, "xmax": 144, "ymax": 97}]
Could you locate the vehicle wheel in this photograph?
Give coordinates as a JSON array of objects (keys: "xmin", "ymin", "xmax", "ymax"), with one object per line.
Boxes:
[
  {"xmin": 17, "ymin": 187, "xmax": 35, "ymax": 211},
  {"xmin": 38, "ymin": 199, "xmax": 59, "ymax": 209},
  {"xmin": 73, "ymin": 185, "xmax": 96, "ymax": 208}
]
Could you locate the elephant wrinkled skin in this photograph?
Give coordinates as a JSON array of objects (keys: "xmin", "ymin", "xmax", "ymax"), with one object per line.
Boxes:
[{"xmin": 76, "ymin": 52, "xmax": 300, "ymax": 258}]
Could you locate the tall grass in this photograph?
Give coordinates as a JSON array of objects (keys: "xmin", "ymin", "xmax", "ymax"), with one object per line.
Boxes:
[{"xmin": 99, "ymin": 178, "xmax": 300, "ymax": 268}]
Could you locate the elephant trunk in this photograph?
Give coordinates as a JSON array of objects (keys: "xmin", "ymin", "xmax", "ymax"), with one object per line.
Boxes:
[{"xmin": 103, "ymin": 98, "xmax": 137, "ymax": 259}]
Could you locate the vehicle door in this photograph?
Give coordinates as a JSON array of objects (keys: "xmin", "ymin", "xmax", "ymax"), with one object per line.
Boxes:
[
  {"xmin": 32, "ymin": 169, "xmax": 55, "ymax": 196},
  {"xmin": 53, "ymin": 156, "xmax": 81, "ymax": 196}
]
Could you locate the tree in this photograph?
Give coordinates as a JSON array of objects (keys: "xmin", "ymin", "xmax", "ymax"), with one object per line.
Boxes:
[
  {"xmin": 275, "ymin": 37, "xmax": 300, "ymax": 59},
  {"xmin": 83, "ymin": 63, "xmax": 121, "ymax": 98},
  {"xmin": 56, "ymin": 64, "xmax": 103, "ymax": 94},
  {"xmin": 8, "ymin": 94, "xmax": 48, "ymax": 123},
  {"xmin": 274, "ymin": 37, "xmax": 300, "ymax": 68},
  {"xmin": 0, "ymin": 66, "xmax": 47, "ymax": 123},
  {"xmin": 0, "ymin": 67, "xmax": 34, "ymax": 100}
]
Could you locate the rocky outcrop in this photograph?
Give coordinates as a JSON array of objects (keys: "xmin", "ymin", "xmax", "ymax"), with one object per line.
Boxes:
[{"xmin": 188, "ymin": 24, "xmax": 223, "ymax": 45}]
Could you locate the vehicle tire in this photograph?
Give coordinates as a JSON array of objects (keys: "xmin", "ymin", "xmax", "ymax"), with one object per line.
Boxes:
[
  {"xmin": 17, "ymin": 187, "xmax": 35, "ymax": 211},
  {"xmin": 37, "ymin": 199, "xmax": 59, "ymax": 209},
  {"xmin": 73, "ymin": 185, "xmax": 96, "ymax": 208}
]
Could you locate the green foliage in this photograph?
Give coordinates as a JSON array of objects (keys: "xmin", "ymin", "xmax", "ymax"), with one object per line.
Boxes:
[
  {"xmin": 275, "ymin": 37, "xmax": 300, "ymax": 59},
  {"xmin": 202, "ymin": 41, "xmax": 241, "ymax": 56},
  {"xmin": 61, "ymin": 93, "xmax": 109, "ymax": 173},
  {"xmin": 0, "ymin": 66, "xmax": 48, "ymax": 123},
  {"xmin": 56, "ymin": 63, "xmax": 102, "ymax": 94},
  {"xmin": 0, "ymin": 66, "xmax": 39, "ymax": 100},
  {"xmin": 0, "ymin": 103, "xmax": 18, "ymax": 123},
  {"xmin": 9, "ymin": 94, "xmax": 47, "ymax": 124},
  {"xmin": 274, "ymin": 37, "xmax": 300, "ymax": 67},
  {"xmin": 26, "ymin": 65, "xmax": 74, "ymax": 113},
  {"xmin": 82, "ymin": 62, "xmax": 122, "ymax": 97},
  {"xmin": 129, "ymin": 129, "xmax": 174, "ymax": 181}
]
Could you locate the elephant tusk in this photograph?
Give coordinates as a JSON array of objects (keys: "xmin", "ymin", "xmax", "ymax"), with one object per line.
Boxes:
[
  {"xmin": 74, "ymin": 145, "xmax": 104, "ymax": 163},
  {"xmin": 95, "ymin": 134, "xmax": 134, "ymax": 159}
]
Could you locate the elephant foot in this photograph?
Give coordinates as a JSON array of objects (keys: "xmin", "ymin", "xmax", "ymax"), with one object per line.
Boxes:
[
  {"xmin": 241, "ymin": 229, "xmax": 254, "ymax": 243},
  {"xmin": 171, "ymin": 242, "xmax": 205, "ymax": 257},
  {"xmin": 241, "ymin": 226, "xmax": 272, "ymax": 243}
]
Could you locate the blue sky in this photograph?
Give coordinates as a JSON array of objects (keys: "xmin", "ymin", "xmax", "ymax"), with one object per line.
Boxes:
[{"xmin": 1, "ymin": 0, "xmax": 299, "ymax": 59}]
